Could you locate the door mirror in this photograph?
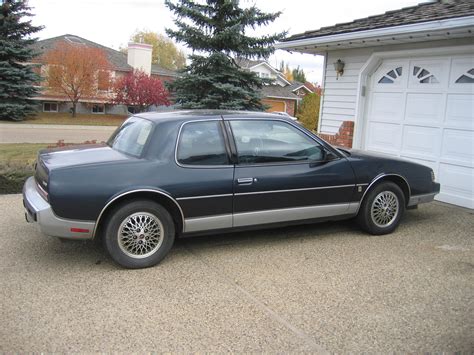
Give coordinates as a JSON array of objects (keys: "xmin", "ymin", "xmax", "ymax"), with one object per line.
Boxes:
[{"xmin": 323, "ymin": 150, "xmax": 339, "ymax": 161}]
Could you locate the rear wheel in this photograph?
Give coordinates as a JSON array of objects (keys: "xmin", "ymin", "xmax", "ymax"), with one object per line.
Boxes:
[
  {"xmin": 103, "ymin": 200, "xmax": 175, "ymax": 268},
  {"xmin": 357, "ymin": 182, "xmax": 405, "ymax": 235}
]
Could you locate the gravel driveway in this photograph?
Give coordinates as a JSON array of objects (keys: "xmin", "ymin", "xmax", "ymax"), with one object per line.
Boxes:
[{"xmin": 1, "ymin": 194, "xmax": 472, "ymax": 352}]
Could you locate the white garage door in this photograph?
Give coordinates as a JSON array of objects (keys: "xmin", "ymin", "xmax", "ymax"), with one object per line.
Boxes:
[{"xmin": 365, "ymin": 54, "xmax": 474, "ymax": 209}]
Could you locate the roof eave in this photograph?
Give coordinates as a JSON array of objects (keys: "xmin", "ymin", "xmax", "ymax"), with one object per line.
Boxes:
[{"xmin": 276, "ymin": 15, "xmax": 474, "ymax": 53}]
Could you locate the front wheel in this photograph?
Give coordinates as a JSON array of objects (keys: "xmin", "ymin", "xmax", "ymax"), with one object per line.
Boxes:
[
  {"xmin": 103, "ymin": 200, "xmax": 175, "ymax": 269},
  {"xmin": 357, "ymin": 182, "xmax": 405, "ymax": 235}
]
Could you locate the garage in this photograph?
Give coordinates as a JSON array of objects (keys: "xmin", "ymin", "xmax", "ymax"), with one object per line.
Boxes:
[
  {"xmin": 262, "ymin": 99, "xmax": 285, "ymax": 112},
  {"xmin": 364, "ymin": 55, "xmax": 473, "ymax": 209}
]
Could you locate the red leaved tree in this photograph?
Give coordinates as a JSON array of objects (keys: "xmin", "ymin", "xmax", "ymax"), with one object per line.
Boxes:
[
  {"xmin": 43, "ymin": 42, "xmax": 110, "ymax": 117},
  {"xmin": 111, "ymin": 70, "xmax": 170, "ymax": 113}
]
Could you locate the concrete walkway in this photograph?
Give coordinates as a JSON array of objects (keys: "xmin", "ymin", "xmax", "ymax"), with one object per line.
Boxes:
[{"xmin": 0, "ymin": 123, "xmax": 116, "ymax": 143}]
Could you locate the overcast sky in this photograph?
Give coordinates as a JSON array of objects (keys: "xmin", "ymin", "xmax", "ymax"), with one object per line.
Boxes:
[{"xmin": 29, "ymin": 0, "xmax": 423, "ymax": 83}]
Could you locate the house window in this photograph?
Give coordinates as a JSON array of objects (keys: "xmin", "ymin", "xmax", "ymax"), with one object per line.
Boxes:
[
  {"xmin": 378, "ymin": 67, "xmax": 402, "ymax": 83},
  {"xmin": 92, "ymin": 104, "xmax": 105, "ymax": 114},
  {"xmin": 43, "ymin": 102, "xmax": 58, "ymax": 112},
  {"xmin": 413, "ymin": 66, "xmax": 439, "ymax": 84},
  {"xmin": 455, "ymin": 68, "xmax": 474, "ymax": 83},
  {"xmin": 98, "ymin": 71, "xmax": 110, "ymax": 91}
]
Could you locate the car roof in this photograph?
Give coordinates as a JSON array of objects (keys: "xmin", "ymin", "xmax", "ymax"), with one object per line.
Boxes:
[{"xmin": 134, "ymin": 110, "xmax": 294, "ymax": 123}]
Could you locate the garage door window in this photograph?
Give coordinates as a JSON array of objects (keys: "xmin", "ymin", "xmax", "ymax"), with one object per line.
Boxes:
[
  {"xmin": 455, "ymin": 68, "xmax": 474, "ymax": 83},
  {"xmin": 378, "ymin": 67, "xmax": 402, "ymax": 84},
  {"xmin": 413, "ymin": 66, "xmax": 439, "ymax": 84}
]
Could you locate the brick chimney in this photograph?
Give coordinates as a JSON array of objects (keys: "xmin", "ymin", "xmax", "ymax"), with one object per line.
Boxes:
[{"xmin": 127, "ymin": 42, "xmax": 152, "ymax": 75}]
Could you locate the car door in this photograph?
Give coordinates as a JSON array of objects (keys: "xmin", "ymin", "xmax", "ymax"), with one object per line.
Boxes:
[
  {"xmin": 226, "ymin": 118, "xmax": 358, "ymax": 227},
  {"xmin": 173, "ymin": 119, "xmax": 234, "ymax": 233}
]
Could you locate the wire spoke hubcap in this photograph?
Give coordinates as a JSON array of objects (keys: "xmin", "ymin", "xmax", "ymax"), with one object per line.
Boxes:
[
  {"xmin": 118, "ymin": 212, "xmax": 164, "ymax": 259},
  {"xmin": 370, "ymin": 191, "xmax": 399, "ymax": 228}
]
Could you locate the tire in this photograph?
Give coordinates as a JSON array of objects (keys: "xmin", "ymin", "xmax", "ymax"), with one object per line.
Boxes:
[
  {"xmin": 357, "ymin": 182, "xmax": 405, "ymax": 235},
  {"xmin": 103, "ymin": 200, "xmax": 175, "ymax": 269}
]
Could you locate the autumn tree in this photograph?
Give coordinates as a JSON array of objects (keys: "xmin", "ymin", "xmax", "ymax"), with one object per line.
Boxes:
[
  {"xmin": 292, "ymin": 66, "xmax": 306, "ymax": 82},
  {"xmin": 165, "ymin": 0, "xmax": 285, "ymax": 110},
  {"xmin": 126, "ymin": 30, "xmax": 186, "ymax": 70},
  {"xmin": 111, "ymin": 70, "xmax": 170, "ymax": 113},
  {"xmin": 296, "ymin": 92, "xmax": 321, "ymax": 131},
  {"xmin": 0, "ymin": 0, "xmax": 43, "ymax": 121},
  {"xmin": 43, "ymin": 42, "xmax": 110, "ymax": 117}
]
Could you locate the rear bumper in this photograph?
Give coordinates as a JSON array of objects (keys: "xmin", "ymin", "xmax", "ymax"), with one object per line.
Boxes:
[
  {"xmin": 22, "ymin": 177, "xmax": 95, "ymax": 240},
  {"xmin": 407, "ymin": 182, "xmax": 441, "ymax": 206}
]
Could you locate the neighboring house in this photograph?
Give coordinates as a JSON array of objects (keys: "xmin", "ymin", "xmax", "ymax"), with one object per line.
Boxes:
[
  {"xmin": 277, "ymin": 0, "xmax": 474, "ymax": 209},
  {"xmin": 236, "ymin": 58, "xmax": 313, "ymax": 115},
  {"xmin": 31, "ymin": 34, "xmax": 177, "ymax": 115}
]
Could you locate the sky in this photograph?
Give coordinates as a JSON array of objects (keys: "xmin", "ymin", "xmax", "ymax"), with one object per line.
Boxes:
[{"xmin": 28, "ymin": 0, "xmax": 423, "ymax": 84}]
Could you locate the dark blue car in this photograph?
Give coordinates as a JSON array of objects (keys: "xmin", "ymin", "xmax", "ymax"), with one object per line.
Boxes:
[{"xmin": 23, "ymin": 111, "xmax": 440, "ymax": 268}]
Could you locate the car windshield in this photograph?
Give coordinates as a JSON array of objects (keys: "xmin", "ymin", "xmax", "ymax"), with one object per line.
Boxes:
[{"xmin": 107, "ymin": 117, "xmax": 153, "ymax": 157}]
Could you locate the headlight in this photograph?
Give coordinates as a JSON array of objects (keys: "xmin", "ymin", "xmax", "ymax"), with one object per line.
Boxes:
[{"xmin": 430, "ymin": 170, "xmax": 435, "ymax": 182}]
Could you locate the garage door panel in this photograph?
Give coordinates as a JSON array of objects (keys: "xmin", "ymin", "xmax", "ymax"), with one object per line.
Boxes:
[
  {"xmin": 369, "ymin": 92, "xmax": 404, "ymax": 122},
  {"xmin": 438, "ymin": 163, "xmax": 474, "ymax": 209},
  {"xmin": 441, "ymin": 129, "xmax": 474, "ymax": 168},
  {"xmin": 408, "ymin": 59, "xmax": 449, "ymax": 89},
  {"xmin": 405, "ymin": 93, "xmax": 444, "ymax": 125},
  {"xmin": 366, "ymin": 122, "xmax": 401, "ymax": 154},
  {"xmin": 401, "ymin": 125, "xmax": 441, "ymax": 160},
  {"xmin": 446, "ymin": 94, "xmax": 474, "ymax": 130},
  {"xmin": 449, "ymin": 57, "xmax": 474, "ymax": 91}
]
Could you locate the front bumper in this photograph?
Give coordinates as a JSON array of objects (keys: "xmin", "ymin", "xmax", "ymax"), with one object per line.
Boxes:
[
  {"xmin": 407, "ymin": 182, "xmax": 441, "ymax": 207},
  {"xmin": 23, "ymin": 177, "xmax": 95, "ymax": 240}
]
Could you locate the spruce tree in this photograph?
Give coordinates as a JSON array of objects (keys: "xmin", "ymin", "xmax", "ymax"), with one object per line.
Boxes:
[
  {"xmin": 0, "ymin": 0, "xmax": 43, "ymax": 121},
  {"xmin": 165, "ymin": 0, "xmax": 286, "ymax": 110}
]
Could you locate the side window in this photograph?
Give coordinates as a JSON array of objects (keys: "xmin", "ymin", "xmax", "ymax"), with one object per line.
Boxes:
[
  {"xmin": 230, "ymin": 120, "xmax": 325, "ymax": 164},
  {"xmin": 177, "ymin": 121, "xmax": 229, "ymax": 166}
]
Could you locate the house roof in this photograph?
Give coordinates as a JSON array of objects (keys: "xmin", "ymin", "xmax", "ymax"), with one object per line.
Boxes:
[
  {"xmin": 283, "ymin": 0, "xmax": 474, "ymax": 42},
  {"xmin": 289, "ymin": 81, "xmax": 313, "ymax": 93},
  {"xmin": 234, "ymin": 58, "xmax": 266, "ymax": 69},
  {"xmin": 261, "ymin": 85, "xmax": 300, "ymax": 100},
  {"xmin": 32, "ymin": 34, "xmax": 176, "ymax": 77},
  {"xmin": 277, "ymin": 0, "xmax": 474, "ymax": 53}
]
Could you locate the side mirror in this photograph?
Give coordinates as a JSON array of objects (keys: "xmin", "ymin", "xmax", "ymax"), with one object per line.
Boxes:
[{"xmin": 324, "ymin": 150, "xmax": 339, "ymax": 161}]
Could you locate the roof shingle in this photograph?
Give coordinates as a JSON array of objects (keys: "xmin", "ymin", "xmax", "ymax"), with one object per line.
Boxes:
[{"xmin": 283, "ymin": 0, "xmax": 474, "ymax": 42}]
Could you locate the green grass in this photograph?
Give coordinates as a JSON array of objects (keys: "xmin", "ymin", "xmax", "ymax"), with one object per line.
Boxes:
[
  {"xmin": 6, "ymin": 112, "xmax": 128, "ymax": 126},
  {"xmin": 0, "ymin": 143, "xmax": 49, "ymax": 194}
]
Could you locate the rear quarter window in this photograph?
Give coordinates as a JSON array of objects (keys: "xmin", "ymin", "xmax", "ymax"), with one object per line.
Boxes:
[{"xmin": 107, "ymin": 117, "xmax": 153, "ymax": 157}]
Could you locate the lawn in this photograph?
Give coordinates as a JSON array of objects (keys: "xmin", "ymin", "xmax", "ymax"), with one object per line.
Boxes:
[
  {"xmin": 0, "ymin": 143, "xmax": 48, "ymax": 194},
  {"xmin": 8, "ymin": 112, "xmax": 128, "ymax": 126}
]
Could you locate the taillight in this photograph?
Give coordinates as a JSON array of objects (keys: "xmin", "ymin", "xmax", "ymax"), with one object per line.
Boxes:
[{"xmin": 36, "ymin": 181, "xmax": 49, "ymax": 202}]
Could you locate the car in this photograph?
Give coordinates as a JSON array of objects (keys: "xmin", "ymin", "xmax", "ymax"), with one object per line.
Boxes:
[{"xmin": 23, "ymin": 110, "xmax": 440, "ymax": 268}]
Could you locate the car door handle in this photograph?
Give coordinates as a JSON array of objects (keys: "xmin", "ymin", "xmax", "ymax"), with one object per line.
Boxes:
[{"xmin": 237, "ymin": 177, "xmax": 254, "ymax": 185}]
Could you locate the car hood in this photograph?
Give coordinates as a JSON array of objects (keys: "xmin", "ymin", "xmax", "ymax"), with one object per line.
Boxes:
[
  {"xmin": 38, "ymin": 143, "xmax": 135, "ymax": 170},
  {"xmin": 343, "ymin": 148, "xmax": 407, "ymax": 162}
]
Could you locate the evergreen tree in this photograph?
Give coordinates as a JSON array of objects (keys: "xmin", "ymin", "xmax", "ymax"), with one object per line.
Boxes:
[
  {"xmin": 292, "ymin": 65, "xmax": 306, "ymax": 83},
  {"xmin": 0, "ymin": 0, "xmax": 42, "ymax": 121},
  {"xmin": 165, "ymin": 0, "xmax": 286, "ymax": 110}
]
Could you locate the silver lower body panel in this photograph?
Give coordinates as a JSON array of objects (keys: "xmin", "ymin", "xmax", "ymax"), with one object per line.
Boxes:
[
  {"xmin": 23, "ymin": 177, "xmax": 95, "ymax": 240},
  {"xmin": 184, "ymin": 202, "xmax": 359, "ymax": 233},
  {"xmin": 408, "ymin": 193, "xmax": 437, "ymax": 206}
]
